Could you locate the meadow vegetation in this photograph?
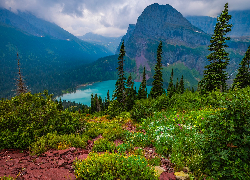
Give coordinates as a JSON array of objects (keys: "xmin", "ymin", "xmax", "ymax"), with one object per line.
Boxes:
[{"xmin": 1, "ymin": 3, "xmax": 250, "ymax": 180}]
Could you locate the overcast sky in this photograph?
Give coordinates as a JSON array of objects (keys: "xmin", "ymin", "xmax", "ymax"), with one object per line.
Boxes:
[{"xmin": 1, "ymin": 0, "xmax": 250, "ymax": 37}]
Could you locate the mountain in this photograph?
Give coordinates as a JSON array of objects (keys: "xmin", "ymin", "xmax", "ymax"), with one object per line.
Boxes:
[
  {"xmin": 112, "ymin": 3, "xmax": 250, "ymax": 89},
  {"xmin": 0, "ymin": 8, "xmax": 113, "ymax": 98},
  {"xmin": 67, "ymin": 3, "xmax": 250, "ymax": 91},
  {"xmin": 114, "ymin": 3, "xmax": 212, "ymax": 89},
  {"xmin": 186, "ymin": 10, "xmax": 250, "ymax": 37},
  {"xmin": 78, "ymin": 32, "xmax": 122, "ymax": 54}
]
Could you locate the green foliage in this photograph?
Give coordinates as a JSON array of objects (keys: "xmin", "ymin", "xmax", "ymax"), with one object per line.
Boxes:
[
  {"xmin": 130, "ymin": 94, "xmax": 168, "ymax": 122},
  {"xmin": 200, "ymin": 87, "xmax": 250, "ymax": 179},
  {"xmin": 92, "ymin": 138, "xmax": 116, "ymax": 153},
  {"xmin": 179, "ymin": 75, "xmax": 185, "ymax": 94},
  {"xmin": 116, "ymin": 143, "xmax": 134, "ymax": 154},
  {"xmin": 233, "ymin": 45, "xmax": 250, "ymax": 89},
  {"xmin": 0, "ymin": 91, "xmax": 85, "ymax": 150},
  {"xmin": 0, "ymin": 176, "xmax": 16, "ymax": 180},
  {"xmin": 167, "ymin": 68, "xmax": 175, "ymax": 98},
  {"xmin": 150, "ymin": 41, "xmax": 165, "ymax": 98},
  {"xmin": 125, "ymin": 74, "xmax": 137, "ymax": 111},
  {"xmin": 124, "ymin": 131, "xmax": 152, "ymax": 148},
  {"xmin": 74, "ymin": 152, "xmax": 158, "ymax": 179},
  {"xmin": 138, "ymin": 67, "xmax": 147, "ymax": 99},
  {"xmin": 30, "ymin": 132, "xmax": 88, "ymax": 155},
  {"xmin": 102, "ymin": 124, "xmax": 125, "ymax": 141},
  {"xmin": 106, "ymin": 100, "xmax": 124, "ymax": 119},
  {"xmin": 199, "ymin": 3, "xmax": 232, "ymax": 92}
]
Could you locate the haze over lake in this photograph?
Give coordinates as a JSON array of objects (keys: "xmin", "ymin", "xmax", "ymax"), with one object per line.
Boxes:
[{"xmin": 58, "ymin": 80, "xmax": 152, "ymax": 106}]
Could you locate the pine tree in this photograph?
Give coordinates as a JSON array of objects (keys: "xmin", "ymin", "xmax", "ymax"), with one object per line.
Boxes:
[
  {"xmin": 138, "ymin": 67, "xmax": 147, "ymax": 99},
  {"xmin": 150, "ymin": 41, "xmax": 165, "ymax": 98},
  {"xmin": 167, "ymin": 68, "xmax": 174, "ymax": 98},
  {"xmin": 232, "ymin": 45, "xmax": 250, "ymax": 89},
  {"xmin": 175, "ymin": 78, "xmax": 179, "ymax": 93},
  {"xmin": 125, "ymin": 74, "xmax": 136, "ymax": 111},
  {"xmin": 16, "ymin": 52, "xmax": 27, "ymax": 95},
  {"xmin": 179, "ymin": 75, "xmax": 185, "ymax": 94},
  {"xmin": 113, "ymin": 41, "xmax": 126, "ymax": 104},
  {"xmin": 199, "ymin": 3, "xmax": 232, "ymax": 93},
  {"xmin": 90, "ymin": 93, "xmax": 96, "ymax": 113}
]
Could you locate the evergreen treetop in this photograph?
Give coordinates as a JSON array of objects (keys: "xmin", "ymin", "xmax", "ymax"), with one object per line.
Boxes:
[
  {"xmin": 16, "ymin": 52, "xmax": 28, "ymax": 95},
  {"xmin": 113, "ymin": 41, "xmax": 126, "ymax": 104},
  {"xmin": 167, "ymin": 68, "xmax": 174, "ymax": 98},
  {"xmin": 150, "ymin": 41, "xmax": 165, "ymax": 98},
  {"xmin": 233, "ymin": 45, "xmax": 250, "ymax": 89},
  {"xmin": 138, "ymin": 67, "xmax": 147, "ymax": 99},
  {"xmin": 199, "ymin": 3, "xmax": 232, "ymax": 92}
]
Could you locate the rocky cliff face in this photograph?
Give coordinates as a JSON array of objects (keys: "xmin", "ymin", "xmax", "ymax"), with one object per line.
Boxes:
[{"xmin": 186, "ymin": 10, "xmax": 250, "ymax": 37}]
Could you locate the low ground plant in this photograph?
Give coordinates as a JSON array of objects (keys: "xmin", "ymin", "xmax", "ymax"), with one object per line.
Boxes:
[
  {"xmin": 74, "ymin": 152, "xmax": 158, "ymax": 179},
  {"xmin": 30, "ymin": 132, "xmax": 88, "ymax": 155},
  {"xmin": 91, "ymin": 138, "xmax": 116, "ymax": 153}
]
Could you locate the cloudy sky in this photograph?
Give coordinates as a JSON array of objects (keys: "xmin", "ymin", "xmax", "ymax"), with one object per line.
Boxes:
[{"xmin": 1, "ymin": 0, "xmax": 250, "ymax": 37}]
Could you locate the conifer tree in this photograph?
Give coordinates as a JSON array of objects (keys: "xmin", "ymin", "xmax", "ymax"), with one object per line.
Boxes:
[
  {"xmin": 179, "ymin": 75, "xmax": 185, "ymax": 94},
  {"xmin": 199, "ymin": 3, "xmax": 232, "ymax": 92},
  {"xmin": 16, "ymin": 52, "xmax": 27, "ymax": 95},
  {"xmin": 90, "ymin": 93, "xmax": 96, "ymax": 113},
  {"xmin": 138, "ymin": 67, "xmax": 147, "ymax": 99},
  {"xmin": 167, "ymin": 68, "xmax": 175, "ymax": 98},
  {"xmin": 175, "ymin": 78, "xmax": 179, "ymax": 93},
  {"xmin": 113, "ymin": 41, "xmax": 126, "ymax": 104},
  {"xmin": 232, "ymin": 45, "xmax": 250, "ymax": 89},
  {"xmin": 150, "ymin": 41, "xmax": 165, "ymax": 98},
  {"xmin": 125, "ymin": 74, "xmax": 136, "ymax": 111}
]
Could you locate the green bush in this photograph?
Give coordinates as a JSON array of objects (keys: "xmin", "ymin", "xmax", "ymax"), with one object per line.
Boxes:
[
  {"xmin": 200, "ymin": 87, "xmax": 250, "ymax": 179},
  {"xmin": 130, "ymin": 94, "xmax": 168, "ymax": 122},
  {"xmin": 0, "ymin": 91, "xmax": 85, "ymax": 150},
  {"xmin": 0, "ymin": 176, "xmax": 15, "ymax": 180},
  {"xmin": 102, "ymin": 123, "xmax": 125, "ymax": 141},
  {"xmin": 92, "ymin": 138, "xmax": 116, "ymax": 153},
  {"xmin": 30, "ymin": 132, "xmax": 88, "ymax": 155},
  {"xmin": 106, "ymin": 100, "xmax": 124, "ymax": 119},
  {"xmin": 74, "ymin": 152, "xmax": 158, "ymax": 179}
]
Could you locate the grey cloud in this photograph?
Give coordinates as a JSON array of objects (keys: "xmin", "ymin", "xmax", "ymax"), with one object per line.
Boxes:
[{"xmin": 0, "ymin": 0, "xmax": 250, "ymax": 37}]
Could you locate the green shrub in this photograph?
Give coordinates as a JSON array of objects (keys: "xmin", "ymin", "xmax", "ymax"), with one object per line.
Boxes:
[
  {"xmin": 0, "ymin": 91, "xmax": 86, "ymax": 150},
  {"xmin": 106, "ymin": 100, "xmax": 124, "ymax": 119},
  {"xmin": 130, "ymin": 94, "xmax": 168, "ymax": 122},
  {"xmin": 92, "ymin": 138, "xmax": 116, "ymax": 153},
  {"xmin": 30, "ymin": 132, "xmax": 88, "ymax": 155},
  {"xmin": 74, "ymin": 152, "xmax": 158, "ymax": 179},
  {"xmin": 102, "ymin": 123, "xmax": 125, "ymax": 141},
  {"xmin": 116, "ymin": 143, "xmax": 134, "ymax": 154},
  {"xmin": 200, "ymin": 87, "xmax": 250, "ymax": 179},
  {"xmin": 0, "ymin": 176, "xmax": 15, "ymax": 180}
]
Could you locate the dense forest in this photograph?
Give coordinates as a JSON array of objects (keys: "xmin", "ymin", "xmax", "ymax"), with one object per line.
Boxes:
[{"xmin": 0, "ymin": 3, "xmax": 249, "ymax": 180}]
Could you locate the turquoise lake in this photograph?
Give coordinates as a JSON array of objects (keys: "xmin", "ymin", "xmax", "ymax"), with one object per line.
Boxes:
[{"xmin": 58, "ymin": 80, "xmax": 152, "ymax": 106}]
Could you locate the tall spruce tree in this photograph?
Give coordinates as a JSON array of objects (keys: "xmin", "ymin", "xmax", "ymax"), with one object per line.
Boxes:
[
  {"xmin": 175, "ymin": 78, "xmax": 179, "ymax": 93},
  {"xmin": 199, "ymin": 3, "xmax": 232, "ymax": 92},
  {"xmin": 113, "ymin": 41, "xmax": 126, "ymax": 104},
  {"xmin": 150, "ymin": 41, "xmax": 165, "ymax": 98},
  {"xmin": 179, "ymin": 75, "xmax": 185, "ymax": 94},
  {"xmin": 232, "ymin": 45, "xmax": 250, "ymax": 89},
  {"xmin": 16, "ymin": 52, "xmax": 27, "ymax": 95},
  {"xmin": 138, "ymin": 67, "xmax": 147, "ymax": 99},
  {"xmin": 167, "ymin": 68, "xmax": 175, "ymax": 98},
  {"xmin": 125, "ymin": 74, "xmax": 136, "ymax": 111}
]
